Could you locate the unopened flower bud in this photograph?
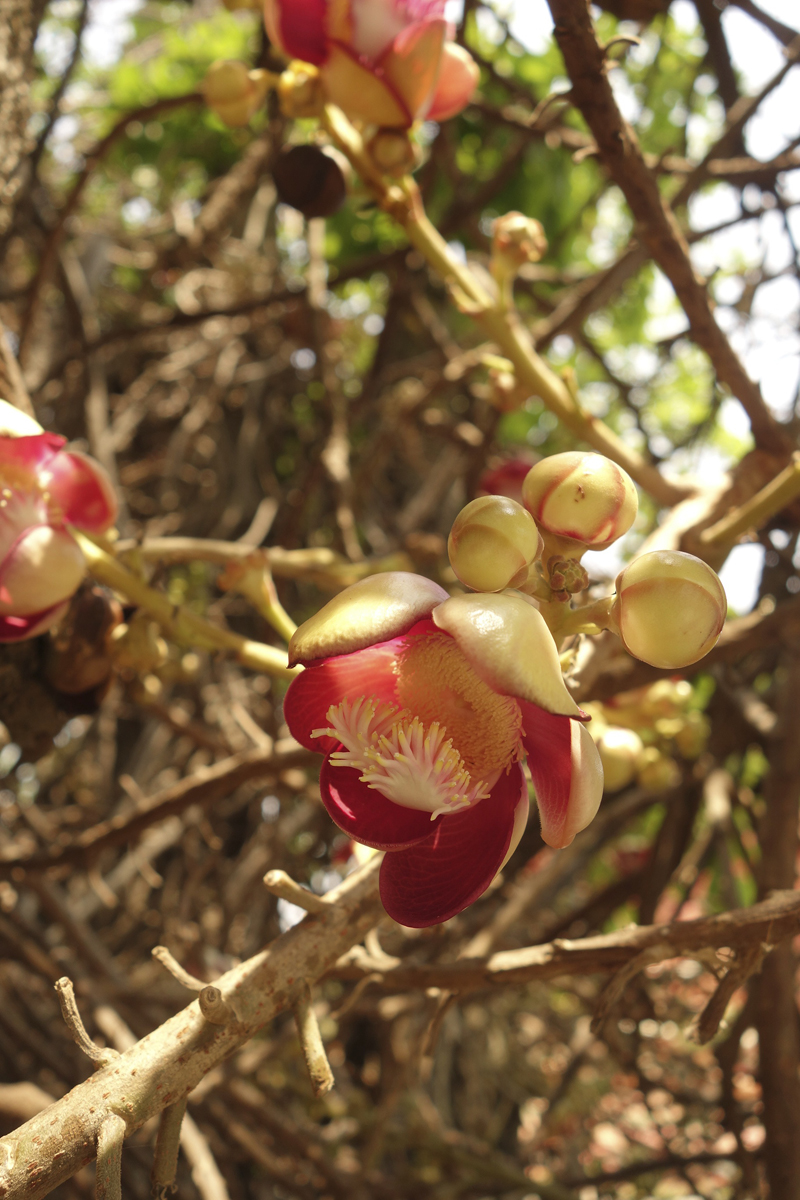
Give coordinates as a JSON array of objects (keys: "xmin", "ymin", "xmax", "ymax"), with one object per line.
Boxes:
[
  {"xmin": 491, "ymin": 212, "xmax": 547, "ymax": 274},
  {"xmin": 272, "ymin": 144, "xmax": 348, "ymax": 219},
  {"xmin": 594, "ymin": 725, "xmax": 644, "ymax": 793},
  {"xmin": 522, "ymin": 451, "xmax": 638, "ymax": 551},
  {"xmin": 277, "ymin": 61, "xmax": 324, "ymax": 119},
  {"xmin": 366, "ymin": 128, "xmax": 420, "ymax": 178},
  {"xmin": 637, "ymin": 746, "xmax": 681, "ymax": 792},
  {"xmin": 203, "ymin": 60, "xmax": 270, "ymax": 128},
  {"xmin": 674, "ymin": 710, "xmax": 710, "ymax": 760},
  {"xmin": 613, "ymin": 550, "xmax": 726, "ymax": 669},
  {"xmin": 448, "ymin": 496, "xmax": 542, "ymax": 593}
]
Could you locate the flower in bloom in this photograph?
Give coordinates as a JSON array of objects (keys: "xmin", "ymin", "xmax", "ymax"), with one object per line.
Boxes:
[
  {"xmin": 283, "ymin": 573, "xmax": 603, "ymax": 927},
  {"xmin": 0, "ymin": 400, "xmax": 118, "ymax": 642},
  {"xmin": 264, "ymin": 0, "xmax": 480, "ymax": 128}
]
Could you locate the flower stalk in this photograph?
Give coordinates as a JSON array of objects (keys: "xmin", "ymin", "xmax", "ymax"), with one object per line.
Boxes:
[
  {"xmin": 75, "ymin": 532, "xmax": 297, "ymax": 679},
  {"xmin": 317, "ymin": 105, "xmax": 690, "ymax": 509}
]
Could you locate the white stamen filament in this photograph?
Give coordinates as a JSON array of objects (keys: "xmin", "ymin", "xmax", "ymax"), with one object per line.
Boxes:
[{"xmin": 312, "ymin": 695, "xmax": 491, "ymax": 818}]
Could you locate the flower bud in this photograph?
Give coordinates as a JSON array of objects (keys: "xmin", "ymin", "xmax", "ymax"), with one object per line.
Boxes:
[
  {"xmin": 447, "ymin": 496, "xmax": 542, "ymax": 593},
  {"xmin": 366, "ymin": 128, "xmax": 420, "ymax": 178},
  {"xmin": 272, "ymin": 144, "xmax": 348, "ymax": 219},
  {"xmin": 593, "ymin": 725, "xmax": 644, "ymax": 793},
  {"xmin": 491, "ymin": 212, "xmax": 547, "ymax": 274},
  {"xmin": 637, "ymin": 746, "xmax": 681, "ymax": 792},
  {"xmin": 674, "ymin": 710, "xmax": 710, "ymax": 760},
  {"xmin": 277, "ymin": 61, "xmax": 324, "ymax": 119},
  {"xmin": 522, "ymin": 451, "xmax": 638, "ymax": 551},
  {"xmin": 202, "ymin": 60, "xmax": 270, "ymax": 128},
  {"xmin": 614, "ymin": 550, "xmax": 726, "ymax": 670}
]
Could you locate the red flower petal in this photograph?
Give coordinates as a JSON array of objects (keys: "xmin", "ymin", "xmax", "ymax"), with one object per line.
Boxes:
[
  {"xmin": 0, "ymin": 432, "xmax": 63, "ymax": 478},
  {"xmin": 264, "ymin": 0, "xmax": 328, "ymax": 65},
  {"xmin": 379, "ymin": 762, "xmax": 526, "ymax": 927},
  {"xmin": 319, "ymin": 758, "xmax": 433, "ymax": 850},
  {"xmin": 519, "ymin": 700, "xmax": 603, "ymax": 848},
  {"xmin": 283, "ymin": 640, "xmax": 401, "ymax": 752},
  {"xmin": 426, "ymin": 41, "xmax": 479, "ymax": 121},
  {"xmin": 43, "ymin": 451, "xmax": 118, "ymax": 533},
  {"xmin": 0, "ymin": 600, "xmax": 68, "ymax": 643}
]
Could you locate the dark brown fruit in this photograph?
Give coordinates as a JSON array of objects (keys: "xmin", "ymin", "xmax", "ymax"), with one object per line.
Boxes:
[{"xmin": 272, "ymin": 145, "xmax": 347, "ymax": 219}]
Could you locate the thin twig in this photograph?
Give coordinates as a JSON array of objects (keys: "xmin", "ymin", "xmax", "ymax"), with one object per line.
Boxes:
[
  {"xmin": 54, "ymin": 978, "xmax": 120, "ymax": 1067},
  {"xmin": 293, "ymin": 983, "xmax": 335, "ymax": 1097},
  {"xmin": 95, "ymin": 1113, "xmax": 126, "ymax": 1200}
]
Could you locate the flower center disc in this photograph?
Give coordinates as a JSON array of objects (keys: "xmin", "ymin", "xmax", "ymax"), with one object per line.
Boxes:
[{"xmin": 395, "ymin": 632, "xmax": 521, "ymax": 781}]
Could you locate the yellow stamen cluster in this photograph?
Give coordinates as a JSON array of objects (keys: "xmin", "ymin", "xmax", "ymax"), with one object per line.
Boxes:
[{"xmin": 313, "ymin": 695, "xmax": 491, "ymax": 818}]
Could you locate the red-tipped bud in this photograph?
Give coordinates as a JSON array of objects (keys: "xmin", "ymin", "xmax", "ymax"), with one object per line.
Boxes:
[
  {"xmin": 203, "ymin": 61, "xmax": 270, "ymax": 127},
  {"xmin": 613, "ymin": 550, "xmax": 726, "ymax": 669},
  {"xmin": 522, "ymin": 451, "xmax": 638, "ymax": 550},
  {"xmin": 447, "ymin": 495, "xmax": 542, "ymax": 592}
]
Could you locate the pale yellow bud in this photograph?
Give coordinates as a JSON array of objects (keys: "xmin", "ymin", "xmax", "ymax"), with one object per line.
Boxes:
[
  {"xmin": 278, "ymin": 61, "xmax": 324, "ymax": 119},
  {"xmin": 447, "ymin": 495, "xmax": 542, "ymax": 593},
  {"xmin": 521, "ymin": 452, "xmax": 638, "ymax": 550},
  {"xmin": 366, "ymin": 128, "xmax": 420, "ymax": 177},
  {"xmin": 674, "ymin": 710, "xmax": 710, "ymax": 760},
  {"xmin": 614, "ymin": 550, "xmax": 726, "ymax": 670},
  {"xmin": 594, "ymin": 725, "xmax": 643, "ymax": 793},
  {"xmin": 637, "ymin": 746, "xmax": 681, "ymax": 792},
  {"xmin": 491, "ymin": 212, "xmax": 547, "ymax": 272},
  {"xmin": 203, "ymin": 61, "xmax": 270, "ymax": 128}
]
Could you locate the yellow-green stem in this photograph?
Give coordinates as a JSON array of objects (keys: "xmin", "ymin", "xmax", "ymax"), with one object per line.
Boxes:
[
  {"xmin": 320, "ymin": 103, "xmax": 691, "ymax": 510},
  {"xmin": 76, "ymin": 532, "xmax": 298, "ymax": 679},
  {"xmin": 700, "ymin": 452, "xmax": 800, "ymax": 548}
]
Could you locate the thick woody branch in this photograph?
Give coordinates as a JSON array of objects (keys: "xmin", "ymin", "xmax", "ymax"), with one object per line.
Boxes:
[
  {"xmin": 334, "ymin": 890, "xmax": 800, "ymax": 993},
  {"xmin": 0, "ymin": 857, "xmax": 383, "ymax": 1199},
  {"xmin": 546, "ymin": 0, "xmax": 792, "ymax": 456}
]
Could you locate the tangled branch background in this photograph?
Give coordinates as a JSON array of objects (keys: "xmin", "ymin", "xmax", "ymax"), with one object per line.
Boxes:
[{"xmin": 0, "ymin": 0, "xmax": 799, "ymax": 1197}]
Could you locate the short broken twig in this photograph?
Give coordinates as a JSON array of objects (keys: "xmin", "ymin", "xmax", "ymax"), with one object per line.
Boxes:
[
  {"xmin": 54, "ymin": 977, "xmax": 120, "ymax": 1067},
  {"xmin": 293, "ymin": 983, "xmax": 335, "ymax": 1097}
]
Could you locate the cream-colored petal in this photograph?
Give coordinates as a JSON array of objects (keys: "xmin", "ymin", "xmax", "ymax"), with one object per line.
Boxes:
[
  {"xmin": 431, "ymin": 592, "xmax": 581, "ymax": 716},
  {"xmin": 321, "ymin": 44, "xmax": 411, "ymax": 125},
  {"xmin": 288, "ymin": 571, "xmax": 449, "ymax": 666},
  {"xmin": 0, "ymin": 400, "xmax": 42, "ymax": 438},
  {"xmin": 498, "ymin": 788, "xmax": 529, "ymax": 872}
]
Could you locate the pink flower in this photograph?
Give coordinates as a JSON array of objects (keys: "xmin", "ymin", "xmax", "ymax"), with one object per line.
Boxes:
[
  {"xmin": 0, "ymin": 402, "xmax": 118, "ymax": 643},
  {"xmin": 284, "ymin": 573, "xmax": 603, "ymax": 927},
  {"xmin": 264, "ymin": 0, "xmax": 480, "ymax": 128}
]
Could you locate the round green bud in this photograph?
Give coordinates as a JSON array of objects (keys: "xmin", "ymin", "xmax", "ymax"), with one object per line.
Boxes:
[
  {"xmin": 614, "ymin": 550, "xmax": 726, "ymax": 669},
  {"xmin": 447, "ymin": 496, "xmax": 542, "ymax": 593},
  {"xmin": 522, "ymin": 451, "xmax": 638, "ymax": 550}
]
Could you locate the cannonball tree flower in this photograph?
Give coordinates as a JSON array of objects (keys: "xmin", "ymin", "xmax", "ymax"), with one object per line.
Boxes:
[
  {"xmin": 0, "ymin": 400, "xmax": 118, "ymax": 643},
  {"xmin": 283, "ymin": 573, "xmax": 603, "ymax": 927},
  {"xmin": 264, "ymin": 0, "xmax": 480, "ymax": 129}
]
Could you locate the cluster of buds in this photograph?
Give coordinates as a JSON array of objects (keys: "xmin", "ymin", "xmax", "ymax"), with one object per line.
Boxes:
[
  {"xmin": 447, "ymin": 449, "xmax": 727, "ymax": 671},
  {"xmin": 584, "ymin": 680, "xmax": 710, "ymax": 794},
  {"xmin": 202, "ymin": 60, "xmax": 272, "ymax": 128}
]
